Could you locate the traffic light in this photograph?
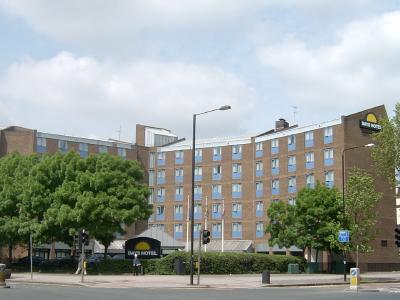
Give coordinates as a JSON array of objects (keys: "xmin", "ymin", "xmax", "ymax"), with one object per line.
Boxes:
[
  {"xmin": 79, "ymin": 229, "xmax": 90, "ymax": 248},
  {"xmin": 395, "ymin": 226, "xmax": 400, "ymax": 248},
  {"xmin": 202, "ymin": 229, "xmax": 210, "ymax": 245}
]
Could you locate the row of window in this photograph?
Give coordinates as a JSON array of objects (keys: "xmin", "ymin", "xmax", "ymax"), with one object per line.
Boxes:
[
  {"xmin": 153, "ymin": 149, "xmax": 334, "ymax": 185},
  {"xmin": 150, "ymin": 171, "xmax": 334, "ymax": 202},
  {"xmin": 154, "ymin": 127, "xmax": 334, "ymax": 166},
  {"xmin": 149, "ymin": 222, "xmax": 265, "ymax": 239},
  {"xmin": 36, "ymin": 137, "xmax": 127, "ymax": 158}
]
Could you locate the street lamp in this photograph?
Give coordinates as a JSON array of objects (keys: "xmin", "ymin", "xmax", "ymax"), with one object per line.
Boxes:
[
  {"xmin": 341, "ymin": 143, "xmax": 374, "ymax": 281},
  {"xmin": 190, "ymin": 105, "xmax": 231, "ymax": 285}
]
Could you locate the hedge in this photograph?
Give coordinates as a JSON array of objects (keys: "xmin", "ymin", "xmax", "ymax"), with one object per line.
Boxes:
[{"xmin": 87, "ymin": 252, "xmax": 305, "ymax": 275}]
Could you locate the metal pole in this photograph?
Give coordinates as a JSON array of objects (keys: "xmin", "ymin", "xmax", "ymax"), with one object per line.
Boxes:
[
  {"xmin": 81, "ymin": 240, "xmax": 85, "ymax": 283},
  {"xmin": 30, "ymin": 234, "xmax": 33, "ymax": 280},
  {"xmin": 186, "ymin": 195, "xmax": 190, "ymax": 252},
  {"xmin": 342, "ymin": 149, "xmax": 346, "ymax": 282},
  {"xmin": 197, "ymin": 235, "xmax": 201, "ymax": 285},
  {"xmin": 222, "ymin": 198, "xmax": 225, "ymax": 252},
  {"xmin": 204, "ymin": 196, "xmax": 208, "ymax": 253},
  {"xmin": 190, "ymin": 114, "xmax": 196, "ymax": 285}
]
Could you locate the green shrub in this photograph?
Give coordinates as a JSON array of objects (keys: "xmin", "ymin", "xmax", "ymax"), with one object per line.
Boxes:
[{"xmin": 88, "ymin": 252, "xmax": 305, "ymax": 275}]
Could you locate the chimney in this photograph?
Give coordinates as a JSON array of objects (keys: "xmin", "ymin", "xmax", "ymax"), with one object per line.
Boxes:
[{"xmin": 275, "ymin": 118, "xmax": 289, "ymax": 131}]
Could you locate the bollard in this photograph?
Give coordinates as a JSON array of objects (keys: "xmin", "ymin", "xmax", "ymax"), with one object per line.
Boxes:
[
  {"xmin": 262, "ymin": 270, "xmax": 271, "ymax": 284},
  {"xmin": 0, "ymin": 264, "xmax": 6, "ymax": 288}
]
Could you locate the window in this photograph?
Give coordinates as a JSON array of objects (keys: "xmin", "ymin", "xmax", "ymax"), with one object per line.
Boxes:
[
  {"xmin": 175, "ymin": 186, "xmax": 183, "ymax": 196},
  {"xmin": 288, "ymin": 177, "xmax": 296, "ymax": 193},
  {"xmin": 256, "ymin": 142, "xmax": 263, "ymax": 151},
  {"xmin": 149, "ymin": 170, "xmax": 155, "ymax": 186},
  {"xmin": 306, "ymin": 174, "xmax": 315, "ymax": 188},
  {"xmin": 212, "ymin": 204, "xmax": 222, "ymax": 213},
  {"xmin": 256, "ymin": 201, "xmax": 263, "ymax": 211},
  {"xmin": 324, "ymin": 148, "xmax": 334, "ymax": 159},
  {"xmin": 156, "ymin": 206, "xmax": 165, "ymax": 215},
  {"xmin": 271, "ymin": 158, "xmax": 279, "ymax": 168},
  {"xmin": 213, "ymin": 147, "xmax": 222, "ymax": 156},
  {"xmin": 212, "ymin": 184, "xmax": 222, "ymax": 193},
  {"xmin": 157, "ymin": 187, "xmax": 165, "ymax": 198},
  {"xmin": 158, "ymin": 170, "xmax": 166, "ymax": 178},
  {"xmin": 305, "ymin": 131, "xmax": 314, "ymax": 147},
  {"xmin": 175, "ymin": 150, "xmax": 184, "ymax": 159},
  {"xmin": 324, "ymin": 127, "xmax": 333, "ymax": 144},
  {"xmin": 118, "ymin": 148, "xmax": 127, "ymax": 158},
  {"xmin": 175, "ymin": 205, "xmax": 183, "ymax": 214},
  {"xmin": 256, "ymin": 161, "xmax": 263, "ymax": 171},
  {"xmin": 194, "ymin": 185, "xmax": 202, "ymax": 195},
  {"xmin": 194, "ymin": 223, "xmax": 202, "ymax": 233},
  {"xmin": 148, "ymin": 188, "xmax": 154, "ymax": 204},
  {"xmin": 325, "ymin": 171, "xmax": 334, "ymax": 187},
  {"xmin": 288, "ymin": 135, "xmax": 296, "ymax": 145},
  {"xmin": 288, "ymin": 198, "xmax": 296, "ymax": 206},
  {"xmin": 79, "ymin": 143, "xmax": 88, "ymax": 152},
  {"xmin": 212, "ymin": 223, "xmax": 222, "ymax": 237},
  {"xmin": 288, "ymin": 155, "xmax": 296, "ymax": 171},
  {"xmin": 174, "ymin": 224, "xmax": 183, "ymax": 232},
  {"xmin": 99, "ymin": 145, "xmax": 108, "ymax": 154},
  {"xmin": 232, "ymin": 183, "xmax": 242, "ymax": 193},
  {"xmin": 271, "ymin": 199, "xmax": 280, "ymax": 203},
  {"xmin": 256, "ymin": 222, "xmax": 264, "ymax": 237},
  {"xmin": 232, "ymin": 145, "xmax": 242, "ymax": 154},
  {"xmin": 381, "ymin": 240, "xmax": 388, "ymax": 247},
  {"xmin": 271, "ymin": 139, "xmax": 279, "ymax": 148},
  {"xmin": 213, "ymin": 165, "xmax": 222, "ymax": 175},
  {"xmin": 157, "ymin": 152, "xmax": 165, "ymax": 160},
  {"xmin": 305, "ymin": 152, "xmax": 314, "ymax": 162},
  {"xmin": 175, "ymin": 168, "xmax": 184, "ymax": 177},
  {"xmin": 58, "ymin": 140, "xmax": 68, "ymax": 152},
  {"xmin": 149, "ymin": 152, "xmax": 156, "ymax": 168},
  {"xmin": 232, "ymin": 223, "xmax": 242, "ymax": 238},
  {"xmin": 256, "ymin": 181, "xmax": 263, "ymax": 191},
  {"xmin": 271, "ymin": 179, "xmax": 280, "ymax": 195},
  {"xmin": 174, "ymin": 224, "xmax": 183, "ymax": 238},
  {"xmin": 232, "ymin": 163, "xmax": 242, "ymax": 173},
  {"xmin": 232, "ymin": 203, "xmax": 242, "ymax": 213},
  {"xmin": 195, "ymin": 149, "xmax": 202, "ymax": 157},
  {"xmin": 36, "ymin": 137, "xmax": 47, "ymax": 153},
  {"xmin": 195, "ymin": 166, "xmax": 202, "ymax": 176},
  {"xmin": 194, "ymin": 204, "xmax": 202, "ymax": 213}
]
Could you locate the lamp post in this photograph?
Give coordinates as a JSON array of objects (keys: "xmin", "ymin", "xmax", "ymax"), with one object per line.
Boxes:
[
  {"xmin": 190, "ymin": 105, "xmax": 231, "ymax": 285},
  {"xmin": 341, "ymin": 143, "xmax": 374, "ymax": 281}
]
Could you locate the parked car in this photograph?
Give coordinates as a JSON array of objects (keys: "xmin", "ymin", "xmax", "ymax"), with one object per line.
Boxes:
[
  {"xmin": 111, "ymin": 254, "xmax": 126, "ymax": 260},
  {"xmin": 14, "ymin": 256, "xmax": 46, "ymax": 267},
  {"xmin": 87, "ymin": 254, "xmax": 111, "ymax": 267}
]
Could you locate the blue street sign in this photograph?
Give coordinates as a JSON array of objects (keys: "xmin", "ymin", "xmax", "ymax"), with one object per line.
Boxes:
[{"xmin": 338, "ymin": 230, "xmax": 350, "ymax": 243}]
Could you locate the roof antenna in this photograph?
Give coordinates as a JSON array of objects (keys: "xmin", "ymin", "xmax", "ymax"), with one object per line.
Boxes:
[
  {"xmin": 291, "ymin": 106, "xmax": 298, "ymax": 124},
  {"xmin": 117, "ymin": 126, "xmax": 122, "ymax": 141}
]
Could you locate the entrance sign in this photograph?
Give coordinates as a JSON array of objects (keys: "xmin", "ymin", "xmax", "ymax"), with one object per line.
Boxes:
[
  {"xmin": 125, "ymin": 237, "xmax": 161, "ymax": 259},
  {"xmin": 359, "ymin": 113, "xmax": 382, "ymax": 131},
  {"xmin": 338, "ymin": 230, "xmax": 350, "ymax": 243}
]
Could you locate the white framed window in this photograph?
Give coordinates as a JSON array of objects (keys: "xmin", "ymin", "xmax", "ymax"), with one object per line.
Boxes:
[
  {"xmin": 305, "ymin": 131, "xmax": 314, "ymax": 141},
  {"xmin": 212, "ymin": 184, "xmax": 222, "ymax": 193},
  {"xmin": 324, "ymin": 148, "xmax": 334, "ymax": 159},
  {"xmin": 175, "ymin": 205, "xmax": 183, "ymax": 214},
  {"xmin": 174, "ymin": 224, "xmax": 183, "ymax": 232},
  {"xmin": 148, "ymin": 188, "xmax": 154, "ymax": 204},
  {"xmin": 58, "ymin": 140, "xmax": 68, "ymax": 151},
  {"xmin": 288, "ymin": 177, "xmax": 296, "ymax": 187},
  {"xmin": 149, "ymin": 170, "xmax": 155, "ymax": 186},
  {"xmin": 324, "ymin": 127, "xmax": 333, "ymax": 137},
  {"xmin": 232, "ymin": 223, "xmax": 242, "ymax": 232},
  {"xmin": 232, "ymin": 145, "xmax": 242, "ymax": 154},
  {"xmin": 288, "ymin": 135, "xmax": 296, "ymax": 145},
  {"xmin": 157, "ymin": 152, "xmax": 165, "ymax": 160},
  {"xmin": 306, "ymin": 174, "xmax": 315, "ymax": 186},
  {"xmin": 79, "ymin": 143, "xmax": 88, "ymax": 152},
  {"xmin": 175, "ymin": 168, "xmax": 184, "ymax": 176},
  {"xmin": 272, "ymin": 179, "xmax": 279, "ymax": 189},
  {"xmin": 272, "ymin": 199, "xmax": 280, "ymax": 203},
  {"xmin": 256, "ymin": 201, "xmax": 263, "ymax": 211},
  {"xmin": 288, "ymin": 156, "xmax": 296, "ymax": 165},
  {"xmin": 194, "ymin": 223, "xmax": 202, "ymax": 232},
  {"xmin": 212, "ymin": 223, "xmax": 222, "ymax": 232},
  {"xmin": 256, "ymin": 181, "xmax": 263, "ymax": 191},
  {"xmin": 256, "ymin": 161, "xmax": 263, "ymax": 171},
  {"xmin": 325, "ymin": 171, "xmax": 334, "ymax": 182},
  {"xmin": 305, "ymin": 152, "xmax": 315, "ymax": 162},
  {"xmin": 156, "ymin": 206, "xmax": 165, "ymax": 215},
  {"xmin": 195, "ymin": 149, "xmax": 202, "ymax": 157},
  {"xmin": 213, "ymin": 165, "xmax": 222, "ymax": 174},
  {"xmin": 213, "ymin": 146, "xmax": 222, "ymax": 156},
  {"xmin": 175, "ymin": 150, "xmax": 184, "ymax": 159},
  {"xmin": 37, "ymin": 137, "xmax": 47, "ymax": 147},
  {"xmin": 288, "ymin": 198, "xmax": 297, "ymax": 206},
  {"xmin": 194, "ymin": 204, "xmax": 202, "ymax": 213},
  {"xmin": 232, "ymin": 203, "xmax": 242, "ymax": 213},
  {"xmin": 271, "ymin": 139, "xmax": 279, "ymax": 148},
  {"xmin": 271, "ymin": 158, "xmax": 280, "ymax": 168},
  {"xmin": 232, "ymin": 163, "xmax": 242, "ymax": 173},
  {"xmin": 194, "ymin": 185, "xmax": 202, "ymax": 194},
  {"xmin": 256, "ymin": 222, "xmax": 263, "ymax": 232},
  {"xmin": 212, "ymin": 204, "xmax": 222, "ymax": 213},
  {"xmin": 157, "ymin": 170, "xmax": 166, "ymax": 178},
  {"xmin": 157, "ymin": 188, "xmax": 165, "ymax": 197},
  {"xmin": 256, "ymin": 142, "xmax": 263, "ymax": 151},
  {"xmin": 175, "ymin": 186, "xmax": 183, "ymax": 195},
  {"xmin": 195, "ymin": 166, "xmax": 203, "ymax": 176},
  {"xmin": 232, "ymin": 183, "xmax": 242, "ymax": 192}
]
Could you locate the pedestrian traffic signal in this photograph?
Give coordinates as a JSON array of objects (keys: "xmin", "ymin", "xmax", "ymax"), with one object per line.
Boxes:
[
  {"xmin": 79, "ymin": 229, "xmax": 90, "ymax": 247},
  {"xmin": 202, "ymin": 229, "xmax": 210, "ymax": 245},
  {"xmin": 395, "ymin": 226, "xmax": 400, "ymax": 248}
]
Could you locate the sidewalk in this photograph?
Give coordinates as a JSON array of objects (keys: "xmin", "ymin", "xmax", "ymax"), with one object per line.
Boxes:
[{"xmin": 6, "ymin": 272, "xmax": 400, "ymax": 289}]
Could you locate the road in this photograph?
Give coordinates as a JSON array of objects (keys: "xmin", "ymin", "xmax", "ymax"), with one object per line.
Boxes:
[{"xmin": 1, "ymin": 284, "xmax": 400, "ymax": 300}]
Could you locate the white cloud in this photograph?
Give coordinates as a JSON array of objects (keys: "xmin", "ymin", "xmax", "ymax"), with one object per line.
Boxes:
[
  {"xmin": 0, "ymin": 52, "xmax": 258, "ymax": 140},
  {"xmin": 258, "ymin": 11, "xmax": 400, "ymax": 115}
]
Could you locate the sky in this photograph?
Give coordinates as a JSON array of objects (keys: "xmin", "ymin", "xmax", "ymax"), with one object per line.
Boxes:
[{"xmin": 0, "ymin": 0, "xmax": 399, "ymax": 142}]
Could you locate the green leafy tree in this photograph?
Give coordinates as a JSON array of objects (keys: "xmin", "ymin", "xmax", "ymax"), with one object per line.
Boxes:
[
  {"xmin": 266, "ymin": 201, "xmax": 297, "ymax": 251},
  {"xmin": 345, "ymin": 168, "xmax": 381, "ymax": 253},
  {"xmin": 0, "ymin": 153, "xmax": 39, "ymax": 261},
  {"xmin": 294, "ymin": 182, "xmax": 342, "ymax": 262},
  {"xmin": 371, "ymin": 103, "xmax": 400, "ymax": 185}
]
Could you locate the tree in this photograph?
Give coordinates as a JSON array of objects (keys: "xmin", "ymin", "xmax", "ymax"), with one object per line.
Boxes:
[
  {"xmin": 344, "ymin": 168, "xmax": 381, "ymax": 254},
  {"xmin": 266, "ymin": 201, "xmax": 297, "ymax": 251},
  {"xmin": 293, "ymin": 183, "xmax": 342, "ymax": 262},
  {"xmin": 371, "ymin": 102, "xmax": 400, "ymax": 185},
  {"xmin": 0, "ymin": 153, "xmax": 39, "ymax": 261}
]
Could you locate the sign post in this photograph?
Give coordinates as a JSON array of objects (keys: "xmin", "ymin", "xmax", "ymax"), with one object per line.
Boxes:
[
  {"xmin": 338, "ymin": 230, "xmax": 350, "ymax": 282},
  {"xmin": 350, "ymin": 268, "xmax": 360, "ymax": 290}
]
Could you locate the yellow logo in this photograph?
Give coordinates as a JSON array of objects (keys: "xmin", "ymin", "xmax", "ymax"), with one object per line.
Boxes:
[
  {"xmin": 135, "ymin": 241, "xmax": 151, "ymax": 251},
  {"xmin": 366, "ymin": 113, "xmax": 378, "ymax": 124}
]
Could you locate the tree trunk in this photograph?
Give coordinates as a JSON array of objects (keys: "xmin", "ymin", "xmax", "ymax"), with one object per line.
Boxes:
[
  {"xmin": 104, "ymin": 245, "xmax": 109, "ymax": 259},
  {"xmin": 8, "ymin": 243, "xmax": 13, "ymax": 263}
]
